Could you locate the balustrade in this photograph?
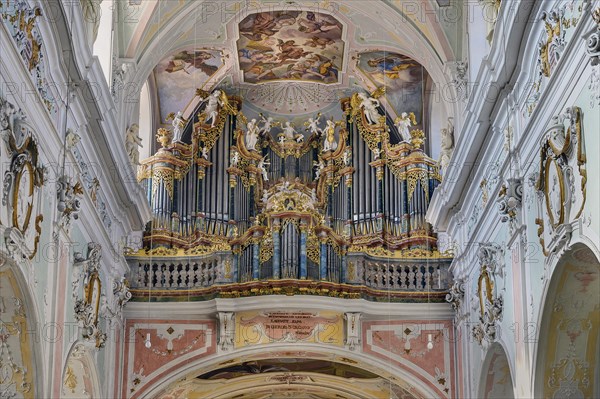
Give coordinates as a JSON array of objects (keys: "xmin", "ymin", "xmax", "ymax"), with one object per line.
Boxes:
[
  {"xmin": 131, "ymin": 258, "xmax": 219, "ymax": 289},
  {"xmin": 127, "ymin": 257, "xmax": 451, "ymax": 292},
  {"xmin": 363, "ymin": 262, "xmax": 448, "ymax": 291}
]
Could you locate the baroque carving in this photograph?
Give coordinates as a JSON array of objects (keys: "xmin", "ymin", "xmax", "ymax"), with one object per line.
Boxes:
[
  {"xmin": 525, "ymin": 2, "xmax": 583, "ymax": 115},
  {"xmin": 449, "ymin": 61, "xmax": 468, "ymax": 102},
  {"xmin": 585, "ymin": 7, "xmax": 600, "ymax": 106},
  {"xmin": 535, "ymin": 106, "xmax": 586, "ymax": 256},
  {"xmin": 496, "ymin": 177, "xmax": 523, "ymax": 232},
  {"xmin": 73, "ymin": 243, "xmax": 106, "ymax": 348},
  {"xmin": 1, "ymin": 95, "xmax": 45, "ymax": 260},
  {"xmin": 445, "ymin": 278, "xmax": 465, "ymax": 312},
  {"xmin": 472, "ymin": 243, "xmax": 504, "ymax": 346},
  {"xmin": 0, "ymin": 1, "xmax": 55, "ymax": 113}
]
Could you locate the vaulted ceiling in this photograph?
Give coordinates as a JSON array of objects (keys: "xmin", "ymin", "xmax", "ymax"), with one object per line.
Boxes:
[{"xmin": 117, "ymin": 0, "xmax": 461, "ymax": 152}]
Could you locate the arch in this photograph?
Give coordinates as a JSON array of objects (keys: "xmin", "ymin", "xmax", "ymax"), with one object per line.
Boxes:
[
  {"xmin": 533, "ymin": 243, "xmax": 600, "ymax": 398},
  {"xmin": 0, "ymin": 254, "xmax": 44, "ymax": 398},
  {"xmin": 477, "ymin": 342, "xmax": 515, "ymax": 399},
  {"xmin": 136, "ymin": 343, "xmax": 442, "ymax": 399},
  {"xmin": 61, "ymin": 342, "xmax": 103, "ymax": 398}
]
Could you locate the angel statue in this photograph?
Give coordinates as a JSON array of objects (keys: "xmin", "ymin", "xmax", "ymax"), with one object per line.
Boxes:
[
  {"xmin": 304, "ymin": 113, "xmax": 322, "ymax": 136},
  {"xmin": 259, "ymin": 114, "xmax": 277, "ymax": 135},
  {"xmin": 394, "ymin": 112, "xmax": 417, "ymax": 141},
  {"xmin": 357, "ymin": 92, "xmax": 382, "ymax": 125},
  {"xmin": 167, "ymin": 111, "xmax": 187, "ymax": 143},
  {"xmin": 314, "ymin": 159, "xmax": 325, "ymax": 179},
  {"xmin": 245, "ymin": 119, "xmax": 259, "ymax": 151},
  {"xmin": 199, "ymin": 89, "xmax": 223, "ymax": 127},
  {"xmin": 322, "ymin": 120, "xmax": 338, "ymax": 152},
  {"xmin": 282, "ymin": 121, "xmax": 303, "ymax": 142},
  {"xmin": 258, "ymin": 155, "xmax": 270, "ymax": 181},
  {"xmin": 125, "ymin": 124, "xmax": 143, "ymax": 165}
]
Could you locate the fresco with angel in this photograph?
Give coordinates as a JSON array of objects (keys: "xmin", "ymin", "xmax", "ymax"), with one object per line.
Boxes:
[{"xmin": 237, "ymin": 11, "xmax": 344, "ymax": 84}]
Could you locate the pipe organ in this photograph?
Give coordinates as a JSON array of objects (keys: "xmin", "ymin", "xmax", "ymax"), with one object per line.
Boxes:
[{"xmin": 129, "ymin": 89, "xmax": 451, "ymax": 300}]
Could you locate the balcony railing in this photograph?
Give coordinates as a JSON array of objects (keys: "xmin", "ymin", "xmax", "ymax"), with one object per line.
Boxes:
[{"xmin": 126, "ymin": 254, "xmax": 452, "ymax": 302}]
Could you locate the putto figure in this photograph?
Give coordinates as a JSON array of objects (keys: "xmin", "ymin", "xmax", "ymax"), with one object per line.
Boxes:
[{"xmin": 304, "ymin": 114, "xmax": 322, "ymax": 136}]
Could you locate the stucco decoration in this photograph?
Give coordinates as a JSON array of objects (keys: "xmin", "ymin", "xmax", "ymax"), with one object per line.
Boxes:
[
  {"xmin": 72, "ymin": 243, "xmax": 106, "ymax": 348},
  {"xmin": 524, "ymin": 1, "xmax": 584, "ymax": 116},
  {"xmin": 0, "ymin": 0, "xmax": 55, "ymax": 114},
  {"xmin": 1, "ymin": 95, "xmax": 45, "ymax": 260},
  {"xmin": 584, "ymin": 6, "xmax": 600, "ymax": 107},
  {"xmin": 535, "ymin": 106, "xmax": 586, "ymax": 258},
  {"xmin": 472, "ymin": 243, "xmax": 504, "ymax": 347},
  {"xmin": 0, "ymin": 266, "xmax": 35, "ymax": 398}
]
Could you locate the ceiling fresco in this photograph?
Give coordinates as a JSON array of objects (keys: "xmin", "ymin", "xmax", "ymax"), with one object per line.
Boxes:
[
  {"xmin": 357, "ymin": 51, "xmax": 428, "ymax": 127},
  {"xmin": 237, "ymin": 11, "xmax": 344, "ymax": 84},
  {"xmin": 154, "ymin": 48, "xmax": 224, "ymax": 123}
]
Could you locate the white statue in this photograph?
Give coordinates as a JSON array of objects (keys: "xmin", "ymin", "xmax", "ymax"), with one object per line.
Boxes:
[
  {"xmin": 278, "ymin": 135, "xmax": 286, "ymax": 145},
  {"xmin": 305, "ymin": 115, "xmax": 322, "ymax": 136},
  {"xmin": 394, "ymin": 112, "xmax": 416, "ymax": 141},
  {"xmin": 245, "ymin": 119, "xmax": 259, "ymax": 151},
  {"xmin": 314, "ymin": 160, "xmax": 325, "ymax": 179},
  {"xmin": 258, "ymin": 156, "xmax": 270, "ymax": 181},
  {"xmin": 259, "ymin": 115, "xmax": 275, "ymax": 135},
  {"xmin": 65, "ymin": 129, "xmax": 81, "ymax": 150},
  {"xmin": 201, "ymin": 146, "xmax": 209, "ymax": 159},
  {"xmin": 372, "ymin": 148, "xmax": 380, "ymax": 160},
  {"xmin": 170, "ymin": 111, "xmax": 186, "ymax": 142},
  {"xmin": 311, "ymin": 188, "xmax": 318, "ymax": 202},
  {"xmin": 342, "ymin": 149, "xmax": 351, "ymax": 165},
  {"xmin": 125, "ymin": 124, "xmax": 143, "ymax": 165},
  {"xmin": 439, "ymin": 122, "xmax": 455, "ymax": 172},
  {"xmin": 262, "ymin": 189, "xmax": 269, "ymax": 204},
  {"xmin": 322, "ymin": 120, "xmax": 337, "ymax": 152},
  {"xmin": 282, "ymin": 122, "xmax": 298, "ymax": 141},
  {"xmin": 231, "ymin": 151, "xmax": 240, "ymax": 167},
  {"xmin": 357, "ymin": 92, "xmax": 382, "ymax": 125},
  {"xmin": 200, "ymin": 90, "xmax": 222, "ymax": 127}
]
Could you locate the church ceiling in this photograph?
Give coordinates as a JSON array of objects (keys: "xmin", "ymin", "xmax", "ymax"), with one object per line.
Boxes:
[
  {"xmin": 123, "ymin": 1, "xmax": 457, "ymax": 125},
  {"xmin": 154, "ymin": 48, "xmax": 224, "ymax": 124},
  {"xmin": 237, "ymin": 11, "xmax": 344, "ymax": 85}
]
